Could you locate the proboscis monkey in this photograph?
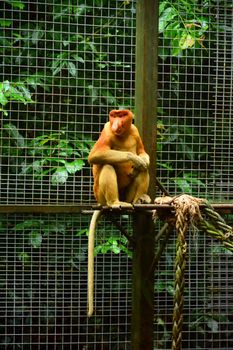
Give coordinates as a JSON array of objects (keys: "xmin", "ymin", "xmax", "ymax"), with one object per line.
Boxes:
[{"xmin": 87, "ymin": 109, "xmax": 151, "ymax": 316}]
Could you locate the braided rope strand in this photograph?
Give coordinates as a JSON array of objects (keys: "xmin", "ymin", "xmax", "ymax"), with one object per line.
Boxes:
[
  {"xmin": 172, "ymin": 207, "xmax": 188, "ymax": 350},
  {"xmin": 154, "ymin": 195, "xmax": 233, "ymax": 350}
]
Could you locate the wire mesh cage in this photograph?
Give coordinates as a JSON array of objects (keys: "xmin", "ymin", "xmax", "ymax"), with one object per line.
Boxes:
[
  {"xmin": 0, "ymin": 0, "xmax": 233, "ymax": 349},
  {"xmin": 156, "ymin": 0, "xmax": 233, "ymax": 348},
  {"xmin": 1, "ymin": 1, "xmax": 135, "ymax": 349},
  {"xmin": 0, "ymin": 213, "xmax": 132, "ymax": 349},
  {"xmin": 0, "ymin": 0, "xmax": 136, "ymax": 205},
  {"xmin": 157, "ymin": 0, "xmax": 233, "ymax": 202}
]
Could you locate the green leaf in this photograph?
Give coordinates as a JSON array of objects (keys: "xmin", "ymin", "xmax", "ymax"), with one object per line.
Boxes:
[
  {"xmin": 0, "ymin": 80, "xmax": 33, "ymax": 108},
  {"xmin": 31, "ymin": 29, "xmax": 44, "ymax": 44},
  {"xmin": 100, "ymin": 246, "xmax": 109, "ymax": 254},
  {"xmin": 20, "ymin": 160, "xmax": 44, "ymax": 175},
  {"xmin": 87, "ymin": 85, "xmax": 98, "ymax": 103},
  {"xmin": 102, "ymin": 90, "xmax": 117, "ymax": 105},
  {"xmin": 72, "ymin": 54, "xmax": 85, "ymax": 64},
  {"xmin": 65, "ymin": 159, "xmax": 84, "ymax": 174},
  {"xmin": 75, "ymin": 228, "xmax": 88, "ymax": 237},
  {"xmin": 68, "ymin": 61, "xmax": 77, "ymax": 76},
  {"xmin": 51, "ymin": 167, "xmax": 69, "ymax": 185},
  {"xmin": 75, "ymin": 4, "xmax": 87, "ymax": 16},
  {"xmin": 1, "ymin": 109, "xmax": 8, "ymax": 116},
  {"xmin": 52, "ymin": 60, "xmax": 66, "ymax": 76},
  {"xmin": 18, "ymin": 252, "xmax": 31, "ymax": 264},
  {"xmin": 156, "ymin": 317, "xmax": 165, "ymax": 326},
  {"xmin": 0, "ymin": 92, "xmax": 8, "ymax": 106},
  {"xmin": 5, "ymin": 0, "xmax": 25, "ymax": 10},
  {"xmin": 207, "ymin": 319, "xmax": 219, "ymax": 333},
  {"xmin": 97, "ymin": 63, "xmax": 107, "ymax": 69},
  {"xmin": 14, "ymin": 219, "xmax": 44, "ymax": 230},
  {"xmin": 28, "ymin": 231, "xmax": 43, "ymax": 248},
  {"xmin": 172, "ymin": 41, "xmax": 183, "ymax": 57},
  {"xmin": 159, "ymin": 7, "xmax": 177, "ymax": 34},
  {"xmin": 167, "ymin": 285, "xmax": 175, "ymax": 296},
  {"xmin": 0, "ymin": 19, "xmax": 12, "ymax": 27},
  {"xmin": 3, "ymin": 123, "xmax": 25, "ymax": 148},
  {"xmin": 157, "ymin": 162, "xmax": 174, "ymax": 171},
  {"xmin": 43, "ymin": 222, "xmax": 66, "ymax": 236},
  {"xmin": 2, "ymin": 80, "xmax": 10, "ymax": 91},
  {"xmin": 158, "ymin": 45, "xmax": 170, "ymax": 59},
  {"xmin": 25, "ymin": 74, "xmax": 49, "ymax": 90},
  {"xmin": 155, "ymin": 281, "xmax": 166, "ymax": 292},
  {"xmin": 56, "ymin": 140, "xmax": 73, "ymax": 157},
  {"xmin": 179, "ymin": 33, "xmax": 195, "ymax": 49},
  {"xmin": 173, "ymin": 178, "xmax": 192, "ymax": 193},
  {"xmin": 85, "ymin": 40, "xmax": 96, "ymax": 53},
  {"xmin": 112, "ymin": 246, "xmax": 121, "ymax": 254},
  {"xmin": 45, "ymin": 157, "xmax": 66, "ymax": 165},
  {"xmin": 164, "ymin": 21, "xmax": 180, "ymax": 39},
  {"xmin": 159, "ymin": 1, "xmax": 168, "ymax": 16},
  {"xmin": 17, "ymin": 84, "xmax": 33, "ymax": 101}
]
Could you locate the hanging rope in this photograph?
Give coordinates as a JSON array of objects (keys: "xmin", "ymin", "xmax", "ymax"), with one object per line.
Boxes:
[{"xmin": 154, "ymin": 194, "xmax": 233, "ymax": 350}]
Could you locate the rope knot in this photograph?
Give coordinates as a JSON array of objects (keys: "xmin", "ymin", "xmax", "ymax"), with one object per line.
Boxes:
[
  {"xmin": 153, "ymin": 193, "xmax": 233, "ymax": 350},
  {"xmin": 155, "ymin": 194, "xmax": 205, "ymax": 228},
  {"xmin": 154, "ymin": 194, "xmax": 206, "ymax": 350}
]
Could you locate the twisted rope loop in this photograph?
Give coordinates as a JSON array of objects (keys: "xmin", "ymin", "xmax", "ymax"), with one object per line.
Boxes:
[
  {"xmin": 153, "ymin": 195, "xmax": 233, "ymax": 350},
  {"xmin": 170, "ymin": 195, "xmax": 202, "ymax": 350},
  {"xmin": 200, "ymin": 204, "xmax": 233, "ymax": 251}
]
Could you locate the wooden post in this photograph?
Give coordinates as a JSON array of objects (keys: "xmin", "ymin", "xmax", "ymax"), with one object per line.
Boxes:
[
  {"xmin": 134, "ymin": 0, "xmax": 158, "ymax": 199},
  {"xmin": 132, "ymin": 211, "xmax": 156, "ymax": 350},
  {"xmin": 132, "ymin": 0, "xmax": 158, "ymax": 349}
]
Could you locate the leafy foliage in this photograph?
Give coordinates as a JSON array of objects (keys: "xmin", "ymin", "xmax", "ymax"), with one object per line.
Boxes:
[
  {"xmin": 155, "ymin": 2, "xmax": 233, "ymax": 347},
  {"xmin": 0, "ymin": 80, "xmax": 34, "ymax": 115},
  {"xmin": 0, "ymin": 0, "xmax": 135, "ymax": 189},
  {"xmin": 0, "ymin": 2, "xmax": 134, "ymax": 344},
  {"xmin": 157, "ymin": 0, "xmax": 216, "ymax": 196},
  {"xmin": 0, "ymin": 1, "xmax": 231, "ymax": 348},
  {"xmin": 21, "ymin": 131, "xmax": 89, "ymax": 185},
  {"xmin": 1, "ymin": 123, "xmax": 91, "ymax": 185},
  {"xmin": 159, "ymin": 0, "xmax": 210, "ymax": 58}
]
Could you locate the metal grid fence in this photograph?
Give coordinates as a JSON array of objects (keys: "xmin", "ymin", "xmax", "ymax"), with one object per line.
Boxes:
[
  {"xmin": 0, "ymin": 0, "xmax": 233, "ymax": 349},
  {"xmin": 154, "ymin": 218, "xmax": 233, "ymax": 350},
  {"xmin": 0, "ymin": 213, "xmax": 132, "ymax": 349},
  {"xmin": 0, "ymin": 0, "xmax": 136, "ymax": 205},
  {"xmin": 157, "ymin": 0, "xmax": 233, "ymax": 202},
  {"xmin": 1, "ymin": 1, "xmax": 135, "ymax": 349}
]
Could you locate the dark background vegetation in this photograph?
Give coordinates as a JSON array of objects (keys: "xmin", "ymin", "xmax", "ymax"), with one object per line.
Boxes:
[{"xmin": 0, "ymin": 0, "xmax": 233, "ymax": 349}]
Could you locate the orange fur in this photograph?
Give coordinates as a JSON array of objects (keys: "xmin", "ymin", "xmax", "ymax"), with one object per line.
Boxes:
[
  {"xmin": 88, "ymin": 109, "xmax": 150, "ymax": 205},
  {"xmin": 87, "ymin": 109, "xmax": 151, "ymax": 316}
]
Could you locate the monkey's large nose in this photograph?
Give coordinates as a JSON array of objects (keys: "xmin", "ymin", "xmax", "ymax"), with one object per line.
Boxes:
[{"xmin": 112, "ymin": 120, "xmax": 122, "ymax": 133}]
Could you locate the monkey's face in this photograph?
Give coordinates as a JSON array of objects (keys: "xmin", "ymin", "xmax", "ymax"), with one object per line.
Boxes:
[{"xmin": 109, "ymin": 109, "xmax": 133, "ymax": 136}]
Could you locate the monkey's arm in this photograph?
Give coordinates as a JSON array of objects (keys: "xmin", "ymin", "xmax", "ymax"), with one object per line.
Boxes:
[
  {"xmin": 88, "ymin": 148, "xmax": 147, "ymax": 169},
  {"xmin": 88, "ymin": 124, "xmax": 149, "ymax": 169},
  {"xmin": 88, "ymin": 129, "xmax": 148, "ymax": 170}
]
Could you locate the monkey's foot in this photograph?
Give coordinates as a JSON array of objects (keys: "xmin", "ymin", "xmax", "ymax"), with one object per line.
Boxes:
[
  {"xmin": 135, "ymin": 194, "xmax": 151, "ymax": 204},
  {"xmin": 109, "ymin": 201, "xmax": 133, "ymax": 209}
]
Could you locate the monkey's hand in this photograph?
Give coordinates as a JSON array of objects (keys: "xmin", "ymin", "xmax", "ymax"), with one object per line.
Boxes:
[
  {"xmin": 127, "ymin": 152, "xmax": 147, "ymax": 170},
  {"xmin": 139, "ymin": 154, "xmax": 150, "ymax": 168},
  {"xmin": 127, "ymin": 152, "xmax": 149, "ymax": 171}
]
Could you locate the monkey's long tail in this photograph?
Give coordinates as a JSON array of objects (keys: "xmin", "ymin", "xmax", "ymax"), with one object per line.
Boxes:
[{"xmin": 88, "ymin": 210, "xmax": 102, "ymax": 317}]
